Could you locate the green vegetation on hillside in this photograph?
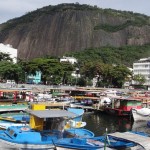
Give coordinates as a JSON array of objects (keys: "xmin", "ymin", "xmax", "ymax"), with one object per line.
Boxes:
[
  {"xmin": 94, "ymin": 19, "xmax": 149, "ymax": 32},
  {"xmin": 65, "ymin": 45, "xmax": 150, "ymax": 67}
]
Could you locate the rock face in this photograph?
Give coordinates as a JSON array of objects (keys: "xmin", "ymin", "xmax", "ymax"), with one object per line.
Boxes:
[{"xmin": 0, "ymin": 4, "xmax": 150, "ymax": 60}]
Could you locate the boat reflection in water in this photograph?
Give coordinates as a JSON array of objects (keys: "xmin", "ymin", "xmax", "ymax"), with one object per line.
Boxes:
[
  {"xmin": 132, "ymin": 120, "xmax": 150, "ymax": 134},
  {"xmin": 83, "ymin": 113, "xmax": 150, "ymax": 136}
]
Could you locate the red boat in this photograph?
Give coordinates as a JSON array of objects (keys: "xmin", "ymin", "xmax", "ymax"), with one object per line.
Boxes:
[{"xmin": 104, "ymin": 96, "xmax": 142, "ymax": 116}]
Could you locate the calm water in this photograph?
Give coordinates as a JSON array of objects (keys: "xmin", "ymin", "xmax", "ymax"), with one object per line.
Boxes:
[{"xmin": 82, "ymin": 112, "xmax": 150, "ymax": 136}]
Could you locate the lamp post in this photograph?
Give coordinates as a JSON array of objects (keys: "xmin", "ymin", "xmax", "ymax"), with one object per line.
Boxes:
[
  {"xmin": 148, "ymin": 63, "xmax": 150, "ymax": 89},
  {"xmin": 75, "ymin": 68, "xmax": 79, "ymax": 86}
]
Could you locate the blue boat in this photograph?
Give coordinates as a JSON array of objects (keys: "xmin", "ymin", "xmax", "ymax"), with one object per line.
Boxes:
[
  {"xmin": 54, "ymin": 137, "xmax": 105, "ymax": 150},
  {"xmin": 0, "ymin": 112, "xmax": 30, "ymax": 129},
  {"xmin": 54, "ymin": 135, "xmax": 136, "ymax": 150},
  {"xmin": 0, "ymin": 126, "xmax": 59, "ymax": 149},
  {"xmin": 0, "ymin": 108, "xmax": 86, "ymax": 129},
  {"xmin": 64, "ymin": 108, "xmax": 87, "ymax": 129},
  {"xmin": 0, "ymin": 109, "xmax": 94, "ymax": 149},
  {"xmin": 64, "ymin": 128, "xmax": 94, "ymax": 138},
  {"xmin": 0, "ymin": 112, "xmax": 29, "ymax": 123},
  {"xmin": 67, "ymin": 108, "xmax": 84, "ymax": 122}
]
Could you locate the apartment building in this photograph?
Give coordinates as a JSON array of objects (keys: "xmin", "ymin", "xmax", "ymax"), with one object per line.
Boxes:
[
  {"xmin": 133, "ymin": 57, "xmax": 150, "ymax": 85},
  {"xmin": 0, "ymin": 43, "xmax": 17, "ymax": 63}
]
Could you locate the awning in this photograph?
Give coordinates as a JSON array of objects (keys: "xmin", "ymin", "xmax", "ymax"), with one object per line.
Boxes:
[{"xmin": 26, "ymin": 109, "xmax": 77, "ymax": 118}]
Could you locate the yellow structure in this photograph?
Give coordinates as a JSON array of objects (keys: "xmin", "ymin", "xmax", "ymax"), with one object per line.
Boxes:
[
  {"xmin": 29, "ymin": 104, "xmax": 46, "ymax": 131},
  {"xmin": 31, "ymin": 103, "xmax": 46, "ymax": 110}
]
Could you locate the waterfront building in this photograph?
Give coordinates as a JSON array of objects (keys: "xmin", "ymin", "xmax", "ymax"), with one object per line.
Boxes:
[
  {"xmin": 0, "ymin": 43, "xmax": 17, "ymax": 63},
  {"xmin": 60, "ymin": 56, "xmax": 77, "ymax": 64},
  {"xmin": 26, "ymin": 71, "xmax": 41, "ymax": 84},
  {"xmin": 133, "ymin": 57, "xmax": 150, "ymax": 86}
]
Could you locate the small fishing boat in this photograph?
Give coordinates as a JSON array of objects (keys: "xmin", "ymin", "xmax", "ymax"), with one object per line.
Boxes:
[
  {"xmin": 0, "ymin": 103, "xmax": 28, "ymax": 112},
  {"xmin": 104, "ymin": 96, "xmax": 142, "ymax": 116},
  {"xmin": 0, "ymin": 103, "xmax": 93, "ymax": 149},
  {"xmin": 132, "ymin": 108, "xmax": 150, "ymax": 121},
  {"xmin": 54, "ymin": 137, "xmax": 105, "ymax": 150},
  {"xmin": 0, "ymin": 126, "xmax": 94, "ymax": 149},
  {"xmin": 0, "ymin": 113, "xmax": 29, "ymax": 123},
  {"xmin": 0, "ymin": 126, "xmax": 58, "ymax": 149},
  {"xmin": 54, "ymin": 134, "xmax": 138, "ymax": 150},
  {"xmin": 0, "ymin": 105, "xmax": 77, "ymax": 149},
  {"xmin": 0, "ymin": 112, "xmax": 29, "ymax": 129},
  {"xmin": 64, "ymin": 108, "xmax": 86, "ymax": 129},
  {"xmin": 67, "ymin": 108, "xmax": 84, "ymax": 122}
]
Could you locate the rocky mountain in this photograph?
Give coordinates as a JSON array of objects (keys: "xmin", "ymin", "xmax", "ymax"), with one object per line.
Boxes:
[{"xmin": 0, "ymin": 3, "xmax": 150, "ymax": 60}]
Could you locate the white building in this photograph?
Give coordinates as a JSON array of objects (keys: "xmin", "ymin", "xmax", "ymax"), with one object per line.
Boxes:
[
  {"xmin": 133, "ymin": 57, "xmax": 150, "ymax": 85},
  {"xmin": 0, "ymin": 43, "xmax": 17, "ymax": 63},
  {"xmin": 60, "ymin": 56, "xmax": 77, "ymax": 64}
]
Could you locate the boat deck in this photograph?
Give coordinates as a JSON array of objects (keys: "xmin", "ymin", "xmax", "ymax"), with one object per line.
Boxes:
[{"xmin": 108, "ymin": 131, "xmax": 150, "ymax": 150}]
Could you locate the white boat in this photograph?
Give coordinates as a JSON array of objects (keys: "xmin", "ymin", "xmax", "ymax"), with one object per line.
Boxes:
[
  {"xmin": 0, "ymin": 122, "xmax": 29, "ymax": 129},
  {"xmin": 132, "ymin": 108, "xmax": 150, "ymax": 121},
  {"xmin": 64, "ymin": 120, "xmax": 86, "ymax": 129}
]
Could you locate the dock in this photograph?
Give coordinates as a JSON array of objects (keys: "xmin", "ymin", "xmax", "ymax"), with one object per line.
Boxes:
[
  {"xmin": 0, "ymin": 105, "xmax": 28, "ymax": 113},
  {"xmin": 108, "ymin": 131, "xmax": 150, "ymax": 150}
]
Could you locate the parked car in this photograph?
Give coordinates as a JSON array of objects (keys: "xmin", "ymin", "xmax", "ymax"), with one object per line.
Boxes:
[
  {"xmin": 6, "ymin": 80, "xmax": 16, "ymax": 84},
  {"xmin": 81, "ymin": 99, "xmax": 93, "ymax": 106}
]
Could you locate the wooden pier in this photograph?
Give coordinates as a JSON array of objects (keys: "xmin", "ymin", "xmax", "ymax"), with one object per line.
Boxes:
[{"xmin": 108, "ymin": 132, "xmax": 150, "ymax": 150}]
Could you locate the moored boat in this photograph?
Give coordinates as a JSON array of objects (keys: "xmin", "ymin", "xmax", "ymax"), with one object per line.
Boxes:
[
  {"xmin": 132, "ymin": 108, "xmax": 150, "ymax": 121},
  {"xmin": 0, "ymin": 103, "xmax": 94, "ymax": 149},
  {"xmin": 0, "ymin": 126, "xmax": 58, "ymax": 149},
  {"xmin": 0, "ymin": 112, "xmax": 29, "ymax": 129},
  {"xmin": 64, "ymin": 108, "xmax": 86, "ymax": 129},
  {"xmin": 103, "ymin": 96, "xmax": 142, "ymax": 116},
  {"xmin": 0, "ymin": 103, "xmax": 28, "ymax": 112},
  {"xmin": 0, "ymin": 109, "xmax": 76, "ymax": 149},
  {"xmin": 54, "ymin": 134, "xmax": 137, "ymax": 150}
]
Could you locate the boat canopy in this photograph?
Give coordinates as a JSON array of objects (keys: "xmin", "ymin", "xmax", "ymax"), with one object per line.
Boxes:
[{"xmin": 26, "ymin": 110, "xmax": 77, "ymax": 118}]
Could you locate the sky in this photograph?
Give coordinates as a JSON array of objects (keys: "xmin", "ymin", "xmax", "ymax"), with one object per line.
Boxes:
[{"xmin": 0, "ymin": 0, "xmax": 150, "ymax": 24}]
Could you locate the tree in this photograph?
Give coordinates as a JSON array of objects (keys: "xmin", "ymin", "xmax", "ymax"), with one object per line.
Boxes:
[
  {"xmin": 61, "ymin": 62, "xmax": 74, "ymax": 85},
  {"xmin": 0, "ymin": 52, "xmax": 13, "ymax": 62},
  {"xmin": 111, "ymin": 65, "xmax": 132, "ymax": 88},
  {"xmin": 133, "ymin": 74, "xmax": 146, "ymax": 85},
  {"xmin": 0, "ymin": 61, "xmax": 22, "ymax": 83}
]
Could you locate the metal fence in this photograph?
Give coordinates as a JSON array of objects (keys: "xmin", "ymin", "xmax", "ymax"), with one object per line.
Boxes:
[{"xmin": 0, "ymin": 83, "xmax": 76, "ymax": 91}]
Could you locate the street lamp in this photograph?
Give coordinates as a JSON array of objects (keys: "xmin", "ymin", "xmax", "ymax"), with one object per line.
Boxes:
[{"xmin": 75, "ymin": 68, "xmax": 79, "ymax": 86}]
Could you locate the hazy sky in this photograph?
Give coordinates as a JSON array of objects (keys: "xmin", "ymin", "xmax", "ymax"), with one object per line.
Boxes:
[{"xmin": 0, "ymin": 0, "xmax": 150, "ymax": 24}]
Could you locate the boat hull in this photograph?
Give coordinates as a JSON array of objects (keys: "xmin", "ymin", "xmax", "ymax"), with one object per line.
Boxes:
[
  {"xmin": 54, "ymin": 134, "xmax": 137, "ymax": 150},
  {"xmin": 0, "ymin": 139, "xmax": 55, "ymax": 150},
  {"xmin": 104, "ymin": 108, "xmax": 130, "ymax": 116},
  {"xmin": 56, "ymin": 146, "xmax": 110, "ymax": 150},
  {"xmin": 132, "ymin": 108, "xmax": 150, "ymax": 121}
]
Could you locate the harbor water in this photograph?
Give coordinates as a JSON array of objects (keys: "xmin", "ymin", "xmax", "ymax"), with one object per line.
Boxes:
[{"xmin": 83, "ymin": 112, "xmax": 150, "ymax": 136}]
